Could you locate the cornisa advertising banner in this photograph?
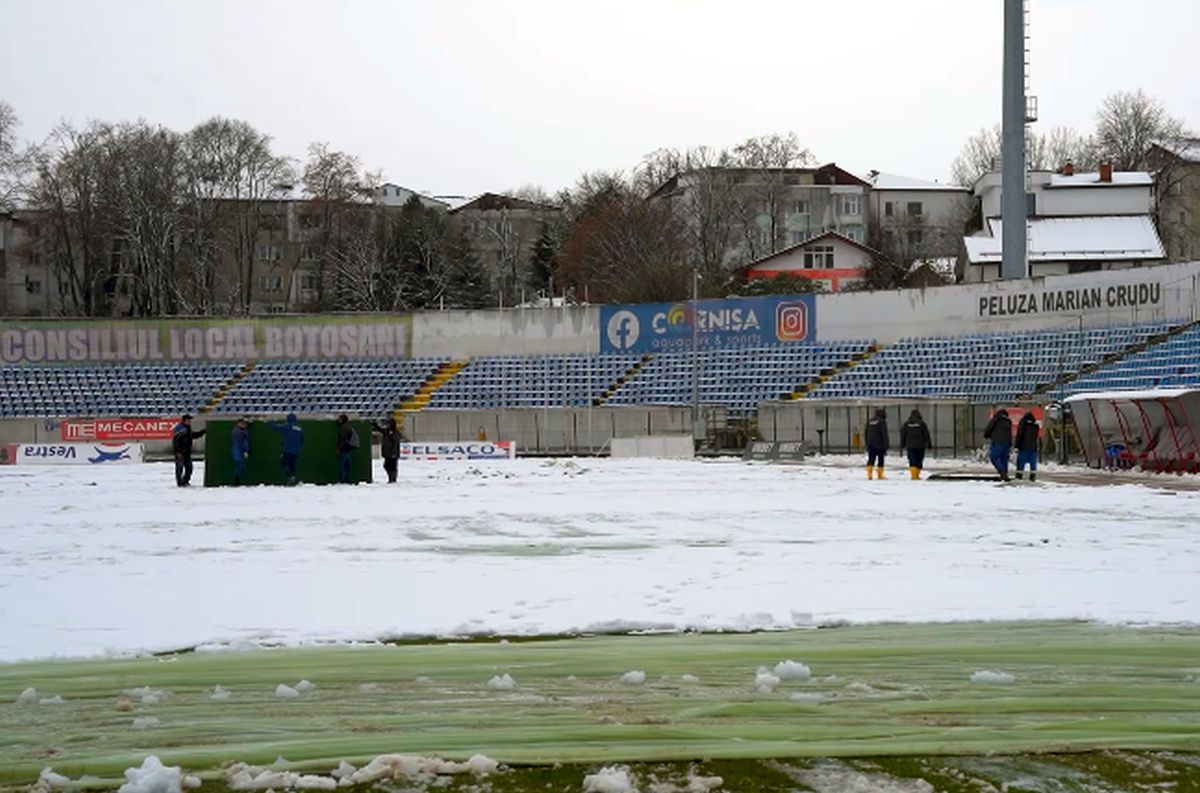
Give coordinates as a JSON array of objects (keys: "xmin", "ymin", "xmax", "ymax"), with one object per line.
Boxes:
[
  {"xmin": 398, "ymin": 441, "xmax": 516, "ymax": 460},
  {"xmin": 59, "ymin": 418, "xmax": 177, "ymax": 442},
  {"xmin": 599, "ymin": 295, "xmax": 817, "ymax": 354},
  {"xmin": 16, "ymin": 442, "xmax": 145, "ymax": 465}
]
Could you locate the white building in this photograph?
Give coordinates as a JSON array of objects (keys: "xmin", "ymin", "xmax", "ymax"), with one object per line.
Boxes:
[
  {"xmin": 737, "ymin": 230, "xmax": 877, "ymax": 292},
  {"xmin": 961, "ymin": 164, "xmax": 1166, "ymax": 282},
  {"xmin": 867, "ymin": 172, "xmax": 972, "ymax": 261}
]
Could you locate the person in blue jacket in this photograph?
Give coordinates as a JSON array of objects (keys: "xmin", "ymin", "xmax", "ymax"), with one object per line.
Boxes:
[
  {"xmin": 269, "ymin": 413, "xmax": 305, "ymax": 485},
  {"xmin": 983, "ymin": 408, "xmax": 1013, "ymax": 482},
  {"xmin": 231, "ymin": 417, "xmax": 251, "ymax": 486}
]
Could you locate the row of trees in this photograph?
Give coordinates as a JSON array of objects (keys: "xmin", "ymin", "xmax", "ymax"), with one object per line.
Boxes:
[
  {"xmin": 951, "ymin": 90, "xmax": 1190, "ymax": 186},
  {"xmin": 0, "ymin": 106, "xmax": 494, "ymax": 316}
]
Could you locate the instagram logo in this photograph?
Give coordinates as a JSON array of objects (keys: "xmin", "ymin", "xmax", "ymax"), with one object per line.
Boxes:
[{"xmin": 775, "ymin": 301, "xmax": 808, "ymax": 341}]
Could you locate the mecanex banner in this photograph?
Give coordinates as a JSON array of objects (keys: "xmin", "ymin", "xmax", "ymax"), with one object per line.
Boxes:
[
  {"xmin": 599, "ymin": 295, "xmax": 817, "ymax": 354},
  {"xmin": 0, "ymin": 315, "xmax": 413, "ymax": 365},
  {"xmin": 60, "ymin": 418, "xmax": 177, "ymax": 442}
]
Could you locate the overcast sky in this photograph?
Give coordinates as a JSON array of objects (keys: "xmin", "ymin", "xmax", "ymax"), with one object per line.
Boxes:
[{"xmin": 3, "ymin": 0, "xmax": 1197, "ymax": 196}]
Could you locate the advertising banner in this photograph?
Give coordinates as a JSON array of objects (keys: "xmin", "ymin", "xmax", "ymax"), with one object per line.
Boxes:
[
  {"xmin": 0, "ymin": 315, "xmax": 413, "ymax": 365},
  {"xmin": 398, "ymin": 441, "xmax": 516, "ymax": 460},
  {"xmin": 60, "ymin": 418, "xmax": 177, "ymax": 442},
  {"xmin": 16, "ymin": 442, "xmax": 145, "ymax": 465},
  {"xmin": 599, "ymin": 295, "xmax": 817, "ymax": 354},
  {"xmin": 0, "ymin": 444, "xmax": 18, "ymax": 465}
]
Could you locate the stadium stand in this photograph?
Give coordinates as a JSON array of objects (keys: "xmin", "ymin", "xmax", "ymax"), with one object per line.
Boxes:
[
  {"xmin": 0, "ymin": 362, "xmax": 241, "ymax": 418},
  {"xmin": 211, "ymin": 358, "xmax": 449, "ymax": 418},
  {"xmin": 426, "ymin": 353, "xmax": 644, "ymax": 410},
  {"xmin": 1051, "ymin": 323, "xmax": 1200, "ymax": 398},
  {"xmin": 605, "ymin": 342, "xmax": 874, "ymax": 416},
  {"xmin": 805, "ymin": 323, "xmax": 1174, "ymax": 403}
]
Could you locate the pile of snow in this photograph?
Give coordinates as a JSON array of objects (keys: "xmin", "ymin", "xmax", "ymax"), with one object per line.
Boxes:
[
  {"xmin": 117, "ymin": 757, "xmax": 201, "ymax": 793},
  {"xmin": 782, "ymin": 759, "xmax": 934, "ymax": 793},
  {"xmin": 970, "ymin": 670, "xmax": 1015, "ymax": 684},
  {"xmin": 275, "ymin": 684, "xmax": 300, "ymax": 699},
  {"xmin": 774, "ymin": 660, "xmax": 812, "ymax": 681},
  {"xmin": 754, "ymin": 667, "xmax": 780, "ymax": 693},
  {"xmin": 620, "ymin": 670, "xmax": 646, "ymax": 685},
  {"xmin": 789, "ymin": 692, "xmax": 826, "ymax": 703},
  {"xmin": 125, "ymin": 686, "xmax": 169, "ymax": 705},
  {"xmin": 211, "ymin": 685, "xmax": 231, "ymax": 701},
  {"xmin": 16, "ymin": 687, "xmax": 39, "ymax": 705},
  {"xmin": 486, "ymin": 673, "xmax": 516, "ymax": 690},
  {"xmin": 31, "ymin": 769, "xmax": 73, "ymax": 793},
  {"xmin": 40, "ymin": 694, "xmax": 66, "ymax": 705},
  {"xmin": 133, "ymin": 716, "xmax": 160, "ymax": 729},
  {"xmin": 680, "ymin": 674, "xmax": 700, "ymax": 684},
  {"xmin": 584, "ymin": 765, "xmax": 637, "ymax": 793},
  {"xmin": 226, "ymin": 764, "xmax": 336, "ymax": 791},
  {"xmin": 295, "ymin": 679, "xmax": 316, "ymax": 693},
  {"xmin": 648, "ymin": 771, "xmax": 725, "ymax": 792},
  {"xmin": 333, "ymin": 754, "xmax": 500, "ymax": 785}
]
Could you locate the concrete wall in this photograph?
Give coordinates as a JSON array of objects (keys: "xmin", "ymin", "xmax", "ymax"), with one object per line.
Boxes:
[
  {"xmin": 815, "ymin": 260, "xmax": 1200, "ymax": 343},
  {"xmin": 758, "ymin": 399, "xmax": 994, "ymax": 456},
  {"xmin": 402, "ymin": 406, "xmax": 696, "ymax": 455},
  {"xmin": 410, "ymin": 305, "xmax": 599, "ymax": 358}
]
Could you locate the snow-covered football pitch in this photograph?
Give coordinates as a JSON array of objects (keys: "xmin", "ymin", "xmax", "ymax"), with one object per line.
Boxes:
[
  {"xmin": 2, "ymin": 456, "xmax": 1199, "ymax": 790},
  {"xmin": 2, "ymin": 455, "xmax": 1197, "ymax": 660}
]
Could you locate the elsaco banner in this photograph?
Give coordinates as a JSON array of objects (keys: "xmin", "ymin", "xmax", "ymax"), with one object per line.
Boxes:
[
  {"xmin": 0, "ymin": 315, "xmax": 413, "ymax": 365},
  {"xmin": 399, "ymin": 441, "xmax": 516, "ymax": 460},
  {"xmin": 600, "ymin": 295, "xmax": 817, "ymax": 354}
]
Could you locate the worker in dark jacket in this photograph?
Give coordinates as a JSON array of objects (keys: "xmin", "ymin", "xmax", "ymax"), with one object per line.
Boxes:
[
  {"xmin": 865, "ymin": 408, "xmax": 889, "ymax": 480},
  {"xmin": 231, "ymin": 417, "xmax": 251, "ymax": 486},
  {"xmin": 269, "ymin": 413, "xmax": 304, "ymax": 485},
  {"xmin": 171, "ymin": 414, "xmax": 206, "ymax": 487},
  {"xmin": 376, "ymin": 416, "xmax": 402, "ymax": 484},
  {"xmin": 1014, "ymin": 411, "xmax": 1041, "ymax": 481},
  {"xmin": 336, "ymin": 414, "xmax": 358, "ymax": 484},
  {"xmin": 899, "ymin": 408, "xmax": 932, "ymax": 480},
  {"xmin": 983, "ymin": 407, "xmax": 1013, "ymax": 481}
]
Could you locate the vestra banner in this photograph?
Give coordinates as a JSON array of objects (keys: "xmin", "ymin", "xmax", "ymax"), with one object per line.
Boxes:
[
  {"xmin": 16, "ymin": 442, "xmax": 145, "ymax": 465},
  {"xmin": 0, "ymin": 315, "xmax": 413, "ymax": 365},
  {"xmin": 600, "ymin": 295, "xmax": 817, "ymax": 354}
]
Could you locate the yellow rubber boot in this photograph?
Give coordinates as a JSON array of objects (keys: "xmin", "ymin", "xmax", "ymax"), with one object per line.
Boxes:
[
  {"xmin": 866, "ymin": 465, "xmax": 874, "ymax": 480},
  {"xmin": 876, "ymin": 466, "xmax": 886, "ymax": 480},
  {"xmin": 910, "ymin": 466, "xmax": 920, "ymax": 480}
]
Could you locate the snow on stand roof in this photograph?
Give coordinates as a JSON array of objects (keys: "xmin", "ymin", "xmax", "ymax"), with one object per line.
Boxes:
[
  {"xmin": 1046, "ymin": 171, "xmax": 1153, "ymax": 188},
  {"xmin": 965, "ymin": 216, "xmax": 1165, "ymax": 264},
  {"xmin": 1064, "ymin": 388, "xmax": 1199, "ymax": 404},
  {"xmin": 868, "ymin": 172, "xmax": 969, "ymax": 191}
]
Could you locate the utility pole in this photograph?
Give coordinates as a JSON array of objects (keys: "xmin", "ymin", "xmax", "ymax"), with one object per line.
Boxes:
[{"xmin": 1001, "ymin": 0, "xmax": 1033, "ymax": 280}]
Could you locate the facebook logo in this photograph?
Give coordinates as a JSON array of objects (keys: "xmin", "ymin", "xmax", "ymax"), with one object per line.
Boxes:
[{"xmin": 605, "ymin": 310, "xmax": 640, "ymax": 350}]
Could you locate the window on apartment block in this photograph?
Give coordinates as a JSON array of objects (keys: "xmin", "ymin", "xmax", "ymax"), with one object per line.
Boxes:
[
  {"xmin": 260, "ymin": 274, "xmax": 283, "ymax": 292},
  {"xmin": 793, "ymin": 200, "xmax": 810, "ymax": 216},
  {"xmin": 885, "ymin": 201, "xmax": 894, "ymax": 216},
  {"xmin": 298, "ymin": 273, "xmax": 320, "ymax": 291},
  {"xmin": 803, "ymin": 245, "xmax": 835, "ymax": 270},
  {"xmin": 840, "ymin": 195, "xmax": 860, "ymax": 216},
  {"xmin": 25, "ymin": 278, "xmax": 42, "ymax": 295},
  {"xmin": 906, "ymin": 229, "xmax": 924, "ymax": 245},
  {"xmin": 790, "ymin": 231, "xmax": 807, "ymax": 245},
  {"xmin": 300, "ymin": 244, "xmax": 321, "ymax": 261},
  {"xmin": 256, "ymin": 244, "xmax": 282, "ymax": 261},
  {"xmin": 906, "ymin": 201, "xmax": 924, "ymax": 217},
  {"xmin": 842, "ymin": 226, "xmax": 864, "ymax": 243},
  {"xmin": 299, "ymin": 214, "xmax": 321, "ymax": 230}
]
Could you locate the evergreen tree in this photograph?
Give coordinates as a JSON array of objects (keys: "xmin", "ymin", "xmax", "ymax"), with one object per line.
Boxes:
[
  {"xmin": 527, "ymin": 222, "xmax": 558, "ymax": 295},
  {"xmin": 443, "ymin": 227, "xmax": 494, "ymax": 309}
]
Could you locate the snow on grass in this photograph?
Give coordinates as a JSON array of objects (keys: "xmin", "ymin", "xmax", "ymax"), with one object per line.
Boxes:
[
  {"xmin": 754, "ymin": 666, "xmax": 782, "ymax": 693},
  {"xmin": 680, "ymin": 674, "xmax": 700, "ymax": 683},
  {"xmin": 275, "ymin": 684, "xmax": 300, "ymax": 699},
  {"xmin": 774, "ymin": 659, "xmax": 812, "ymax": 681},
  {"xmin": 210, "ymin": 685, "xmax": 231, "ymax": 701},
  {"xmin": 4, "ymin": 457, "xmax": 1200, "ymax": 661},
  {"xmin": 225, "ymin": 764, "xmax": 337, "ymax": 790},
  {"xmin": 31, "ymin": 769, "xmax": 73, "ymax": 793},
  {"xmin": 16, "ymin": 686, "xmax": 38, "ymax": 704},
  {"xmin": 620, "ymin": 670, "xmax": 646, "ymax": 685},
  {"xmin": 117, "ymin": 757, "xmax": 200, "ymax": 793},
  {"xmin": 294, "ymin": 679, "xmax": 316, "ymax": 692},
  {"xmin": 970, "ymin": 670, "xmax": 1016, "ymax": 684},
  {"xmin": 132, "ymin": 716, "xmax": 160, "ymax": 729},
  {"xmin": 583, "ymin": 765, "xmax": 637, "ymax": 793},
  {"xmin": 38, "ymin": 694, "xmax": 65, "ymax": 705},
  {"xmin": 780, "ymin": 759, "xmax": 934, "ymax": 793},
  {"xmin": 486, "ymin": 673, "xmax": 516, "ymax": 690},
  {"xmin": 789, "ymin": 692, "xmax": 826, "ymax": 703}
]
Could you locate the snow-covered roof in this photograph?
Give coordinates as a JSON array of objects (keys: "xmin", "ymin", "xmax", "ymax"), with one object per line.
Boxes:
[
  {"xmin": 869, "ymin": 172, "xmax": 968, "ymax": 192},
  {"xmin": 1064, "ymin": 388, "xmax": 1198, "ymax": 403},
  {"xmin": 965, "ymin": 216, "xmax": 1165, "ymax": 264},
  {"xmin": 1155, "ymin": 138, "xmax": 1200, "ymax": 163},
  {"xmin": 1047, "ymin": 171, "xmax": 1153, "ymax": 188}
]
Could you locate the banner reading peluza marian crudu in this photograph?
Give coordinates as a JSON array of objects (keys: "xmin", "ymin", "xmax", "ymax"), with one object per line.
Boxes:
[{"xmin": 0, "ymin": 316, "xmax": 413, "ymax": 365}]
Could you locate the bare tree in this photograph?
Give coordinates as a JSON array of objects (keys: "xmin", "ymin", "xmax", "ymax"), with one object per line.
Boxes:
[
  {"xmin": 731, "ymin": 132, "xmax": 814, "ymax": 259},
  {"xmin": 182, "ymin": 117, "xmax": 292, "ymax": 314},
  {"xmin": 951, "ymin": 125, "xmax": 1097, "ymax": 186},
  {"xmin": 1095, "ymin": 89, "xmax": 1188, "ymax": 171},
  {"xmin": 0, "ymin": 100, "xmax": 29, "ymax": 211},
  {"xmin": 302, "ymin": 142, "xmax": 379, "ymax": 309}
]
